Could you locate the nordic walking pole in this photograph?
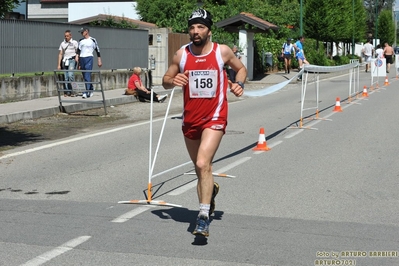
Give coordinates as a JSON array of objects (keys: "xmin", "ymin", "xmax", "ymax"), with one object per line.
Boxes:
[
  {"xmin": 147, "ymin": 79, "xmax": 154, "ymax": 201},
  {"xmin": 150, "ymin": 88, "xmax": 175, "ymax": 177},
  {"xmin": 118, "ymin": 85, "xmax": 181, "ymax": 207}
]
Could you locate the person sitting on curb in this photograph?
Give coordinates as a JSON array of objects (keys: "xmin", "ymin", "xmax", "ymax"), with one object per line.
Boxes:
[{"xmin": 125, "ymin": 67, "xmax": 167, "ymax": 103}]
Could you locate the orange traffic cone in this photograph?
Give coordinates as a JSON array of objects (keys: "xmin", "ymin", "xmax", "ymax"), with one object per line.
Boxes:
[
  {"xmin": 362, "ymin": 86, "xmax": 369, "ymax": 97},
  {"xmin": 253, "ymin": 128, "xmax": 271, "ymax": 151},
  {"xmin": 333, "ymin": 97, "xmax": 343, "ymax": 112},
  {"xmin": 384, "ymin": 76, "xmax": 389, "ymax": 86}
]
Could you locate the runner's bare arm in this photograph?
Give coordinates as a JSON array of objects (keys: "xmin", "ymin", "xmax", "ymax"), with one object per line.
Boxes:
[
  {"xmin": 221, "ymin": 44, "xmax": 246, "ymax": 83},
  {"xmin": 162, "ymin": 49, "xmax": 188, "ymax": 89},
  {"xmin": 220, "ymin": 44, "xmax": 246, "ymax": 97}
]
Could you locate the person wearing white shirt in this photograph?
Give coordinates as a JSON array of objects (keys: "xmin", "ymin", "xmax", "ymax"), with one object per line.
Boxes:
[
  {"xmin": 57, "ymin": 30, "xmax": 78, "ymax": 96},
  {"xmin": 362, "ymin": 39, "xmax": 374, "ymax": 72},
  {"xmin": 375, "ymin": 44, "xmax": 384, "ymax": 59},
  {"xmin": 76, "ymin": 27, "xmax": 102, "ymax": 98},
  {"xmin": 281, "ymin": 38, "xmax": 296, "ymax": 74}
]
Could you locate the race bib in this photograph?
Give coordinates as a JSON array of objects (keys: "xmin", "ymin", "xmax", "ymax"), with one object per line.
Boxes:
[{"xmin": 188, "ymin": 70, "xmax": 217, "ymax": 98}]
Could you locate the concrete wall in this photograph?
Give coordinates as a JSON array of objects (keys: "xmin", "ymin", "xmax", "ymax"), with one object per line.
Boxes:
[
  {"xmin": 0, "ymin": 70, "xmax": 132, "ymax": 103},
  {"xmin": 28, "ymin": 0, "xmax": 68, "ymax": 22},
  {"xmin": 148, "ymin": 28, "xmax": 170, "ymax": 85},
  {"xmin": 0, "ymin": 25, "xmax": 190, "ymax": 103}
]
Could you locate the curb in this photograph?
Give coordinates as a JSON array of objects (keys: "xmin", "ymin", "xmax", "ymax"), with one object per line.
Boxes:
[{"xmin": 0, "ymin": 92, "xmax": 139, "ymax": 124}]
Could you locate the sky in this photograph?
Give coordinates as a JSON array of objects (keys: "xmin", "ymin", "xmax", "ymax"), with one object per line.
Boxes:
[
  {"xmin": 13, "ymin": 1, "xmax": 26, "ymax": 14},
  {"xmin": 68, "ymin": 2, "xmax": 139, "ymax": 22}
]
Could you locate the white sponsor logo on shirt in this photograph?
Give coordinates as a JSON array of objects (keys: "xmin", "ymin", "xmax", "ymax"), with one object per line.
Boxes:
[{"xmin": 195, "ymin": 59, "xmax": 206, "ymax": 63}]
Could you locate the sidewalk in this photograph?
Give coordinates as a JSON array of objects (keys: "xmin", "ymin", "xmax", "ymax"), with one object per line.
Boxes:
[
  {"xmin": 0, "ymin": 70, "xmax": 341, "ymax": 124},
  {"xmin": 0, "ymin": 85, "xmax": 173, "ymax": 124},
  {"xmin": 0, "ymin": 87, "xmax": 132, "ymax": 124}
]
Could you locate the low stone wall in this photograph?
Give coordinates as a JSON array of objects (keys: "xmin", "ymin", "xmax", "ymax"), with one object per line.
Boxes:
[{"xmin": 0, "ymin": 70, "xmax": 133, "ymax": 103}]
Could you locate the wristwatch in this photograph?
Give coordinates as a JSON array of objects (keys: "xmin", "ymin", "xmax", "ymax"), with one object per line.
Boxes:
[{"xmin": 236, "ymin": 81, "xmax": 245, "ymax": 89}]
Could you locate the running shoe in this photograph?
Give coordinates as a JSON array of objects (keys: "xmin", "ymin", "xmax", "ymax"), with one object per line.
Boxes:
[
  {"xmin": 159, "ymin": 94, "xmax": 168, "ymax": 103},
  {"xmin": 209, "ymin": 182, "xmax": 219, "ymax": 216},
  {"xmin": 192, "ymin": 215, "xmax": 210, "ymax": 237}
]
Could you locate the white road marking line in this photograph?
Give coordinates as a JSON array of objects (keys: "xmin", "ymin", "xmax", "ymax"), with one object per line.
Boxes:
[
  {"xmin": 151, "ymin": 161, "xmax": 192, "ymax": 179},
  {"xmin": 284, "ymin": 99, "xmax": 353, "ymax": 139},
  {"xmin": 111, "ymin": 206, "xmax": 155, "ymax": 223},
  {"xmin": 0, "ymin": 118, "xmax": 166, "ymax": 160},
  {"xmin": 168, "ymin": 157, "xmax": 252, "ymax": 196},
  {"xmin": 253, "ymin": 140, "xmax": 283, "ymax": 154},
  {"xmin": 284, "ymin": 128, "xmax": 304, "ymax": 139},
  {"xmin": 214, "ymin": 157, "xmax": 251, "ymax": 174},
  {"xmin": 268, "ymin": 140, "xmax": 283, "ymax": 148},
  {"xmin": 20, "ymin": 235, "xmax": 91, "ymax": 266},
  {"xmin": 168, "ymin": 180, "xmax": 197, "ymax": 196}
]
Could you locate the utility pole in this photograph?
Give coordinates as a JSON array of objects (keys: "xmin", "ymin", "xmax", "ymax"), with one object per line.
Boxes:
[
  {"xmin": 394, "ymin": 7, "xmax": 397, "ymax": 46},
  {"xmin": 375, "ymin": 0, "xmax": 379, "ymax": 46},
  {"xmin": 300, "ymin": 0, "xmax": 303, "ymax": 36},
  {"xmin": 352, "ymin": 0, "xmax": 355, "ymax": 58}
]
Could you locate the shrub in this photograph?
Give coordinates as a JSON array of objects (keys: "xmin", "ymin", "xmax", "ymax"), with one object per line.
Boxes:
[{"xmin": 252, "ymin": 37, "xmax": 358, "ymax": 76}]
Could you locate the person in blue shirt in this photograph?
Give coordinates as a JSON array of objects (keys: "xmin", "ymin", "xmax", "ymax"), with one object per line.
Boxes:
[{"xmin": 294, "ymin": 36, "xmax": 309, "ymax": 80}]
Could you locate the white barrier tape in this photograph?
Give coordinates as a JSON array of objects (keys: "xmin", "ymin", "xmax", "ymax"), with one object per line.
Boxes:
[
  {"xmin": 243, "ymin": 69, "xmax": 303, "ymax": 97},
  {"xmin": 243, "ymin": 62, "xmax": 360, "ymax": 98},
  {"xmin": 304, "ymin": 62, "xmax": 359, "ymax": 73}
]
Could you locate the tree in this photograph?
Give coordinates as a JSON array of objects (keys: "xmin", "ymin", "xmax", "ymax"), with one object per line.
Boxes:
[
  {"xmin": 364, "ymin": 0, "xmax": 395, "ymax": 37},
  {"xmin": 136, "ymin": 0, "xmax": 298, "ymax": 38},
  {"xmin": 305, "ymin": 0, "xmax": 358, "ymax": 43},
  {"xmin": 135, "ymin": 0, "xmax": 368, "ymax": 68},
  {"xmin": 0, "ymin": 0, "xmax": 23, "ymax": 18},
  {"xmin": 89, "ymin": 16, "xmax": 138, "ymax": 29},
  {"xmin": 353, "ymin": 0, "xmax": 367, "ymax": 42},
  {"xmin": 136, "ymin": 0, "xmax": 196, "ymax": 33},
  {"xmin": 304, "ymin": 0, "xmax": 329, "ymax": 44},
  {"xmin": 378, "ymin": 9, "xmax": 395, "ymax": 45},
  {"xmin": 304, "ymin": 0, "xmax": 366, "ymax": 55}
]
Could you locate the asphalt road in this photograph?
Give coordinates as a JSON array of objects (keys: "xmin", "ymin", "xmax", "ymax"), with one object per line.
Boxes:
[{"xmin": 1, "ymin": 71, "xmax": 399, "ymax": 266}]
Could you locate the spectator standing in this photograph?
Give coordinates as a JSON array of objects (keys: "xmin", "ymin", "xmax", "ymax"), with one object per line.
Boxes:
[
  {"xmin": 57, "ymin": 30, "xmax": 78, "ymax": 97},
  {"xmin": 375, "ymin": 44, "xmax": 384, "ymax": 59},
  {"xmin": 362, "ymin": 39, "xmax": 374, "ymax": 73},
  {"xmin": 76, "ymin": 27, "xmax": 102, "ymax": 98},
  {"xmin": 125, "ymin": 67, "xmax": 167, "ymax": 103},
  {"xmin": 227, "ymin": 45, "xmax": 241, "ymax": 82},
  {"xmin": 383, "ymin": 42, "xmax": 394, "ymax": 73},
  {"xmin": 281, "ymin": 38, "xmax": 295, "ymax": 74},
  {"xmin": 162, "ymin": 8, "xmax": 247, "ymax": 237}
]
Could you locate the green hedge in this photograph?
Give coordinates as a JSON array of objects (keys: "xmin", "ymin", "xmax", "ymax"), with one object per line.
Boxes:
[{"xmin": 254, "ymin": 37, "xmax": 359, "ymax": 73}]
